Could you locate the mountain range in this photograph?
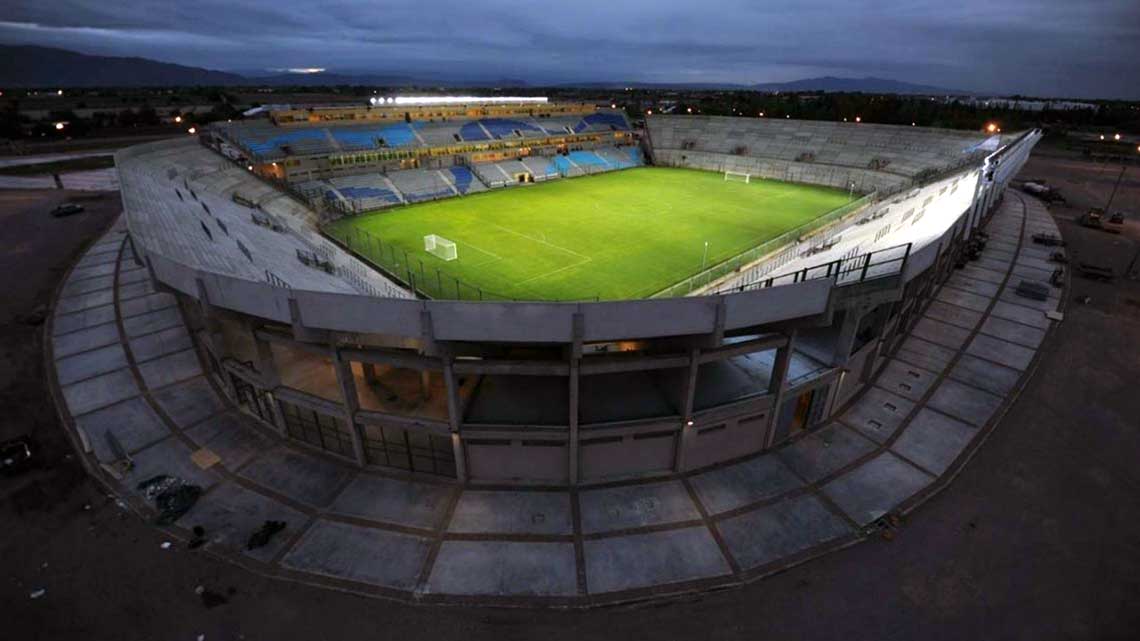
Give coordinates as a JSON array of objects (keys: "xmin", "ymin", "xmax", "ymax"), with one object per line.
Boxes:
[{"xmin": 0, "ymin": 45, "xmax": 964, "ymax": 94}]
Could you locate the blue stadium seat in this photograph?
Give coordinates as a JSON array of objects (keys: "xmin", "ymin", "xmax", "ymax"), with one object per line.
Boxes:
[
  {"xmin": 479, "ymin": 118, "xmax": 544, "ymax": 139},
  {"xmin": 336, "ymin": 186, "xmax": 402, "ymax": 204},
  {"xmin": 572, "ymin": 112, "xmax": 630, "ymax": 133},
  {"xmin": 448, "ymin": 167, "xmax": 475, "ymax": 194},
  {"xmin": 459, "ymin": 122, "xmax": 490, "ymax": 141}
]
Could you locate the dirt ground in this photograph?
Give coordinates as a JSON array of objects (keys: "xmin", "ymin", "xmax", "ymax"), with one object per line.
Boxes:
[{"xmin": 2, "ymin": 146, "xmax": 1139, "ymax": 641}]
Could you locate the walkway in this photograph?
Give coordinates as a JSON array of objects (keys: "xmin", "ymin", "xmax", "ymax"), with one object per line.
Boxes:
[{"xmin": 46, "ymin": 192, "xmax": 1064, "ymax": 606}]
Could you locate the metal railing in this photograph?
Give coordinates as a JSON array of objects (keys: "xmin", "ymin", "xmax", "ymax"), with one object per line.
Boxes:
[
  {"xmin": 711, "ymin": 242, "xmax": 912, "ymax": 293},
  {"xmin": 650, "ymin": 192, "xmax": 875, "ymax": 298}
]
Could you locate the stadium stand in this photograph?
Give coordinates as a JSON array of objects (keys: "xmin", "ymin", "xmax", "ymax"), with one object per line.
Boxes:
[
  {"xmin": 118, "ymin": 140, "xmax": 408, "ymax": 298},
  {"xmin": 446, "ymin": 166, "xmax": 487, "ymax": 195},
  {"xmin": 387, "ymin": 168, "xmax": 459, "ymax": 202},
  {"xmin": 648, "ymin": 116, "xmax": 993, "ymax": 193},
  {"xmin": 519, "ymin": 157, "xmax": 560, "ymax": 181}
]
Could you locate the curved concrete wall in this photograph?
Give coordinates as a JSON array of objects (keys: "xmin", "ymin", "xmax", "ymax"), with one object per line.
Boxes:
[{"xmin": 117, "ymin": 126, "xmax": 1042, "ymax": 486}]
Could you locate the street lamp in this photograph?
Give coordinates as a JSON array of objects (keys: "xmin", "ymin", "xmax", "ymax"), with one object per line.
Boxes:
[{"xmin": 54, "ymin": 122, "xmax": 65, "ymax": 130}]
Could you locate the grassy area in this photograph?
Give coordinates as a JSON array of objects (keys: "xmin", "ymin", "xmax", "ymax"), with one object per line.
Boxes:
[
  {"xmin": 327, "ymin": 167, "xmax": 851, "ymax": 300},
  {"xmin": 0, "ymin": 155, "xmax": 115, "ymax": 176}
]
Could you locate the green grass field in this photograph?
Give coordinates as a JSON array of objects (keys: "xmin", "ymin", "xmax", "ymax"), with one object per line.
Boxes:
[{"xmin": 327, "ymin": 167, "xmax": 851, "ymax": 300}]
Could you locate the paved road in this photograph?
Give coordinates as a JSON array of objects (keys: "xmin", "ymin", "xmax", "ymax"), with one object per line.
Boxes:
[{"xmin": 3, "ymin": 149, "xmax": 1140, "ymax": 640}]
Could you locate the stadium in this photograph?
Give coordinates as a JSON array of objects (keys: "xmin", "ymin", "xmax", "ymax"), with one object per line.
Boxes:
[{"xmin": 52, "ymin": 96, "xmax": 1053, "ymax": 602}]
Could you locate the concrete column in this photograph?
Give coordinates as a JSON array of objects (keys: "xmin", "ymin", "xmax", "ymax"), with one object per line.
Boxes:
[
  {"xmin": 250, "ymin": 331, "xmax": 287, "ymax": 433},
  {"xmin": 420, "ymin": 370, "xmax": 431, "ymax": 401},
  {"xmin": 674, "ymin": 348, "xmax": 701, "ymax": 472},
  {"xmin": 332, "ymin": 350, "xmax": 367, "ymax": 466},
  {"xmin": 361, "ymin": 362, "xmax": 378, "ymax": 385},
  {"xmin": 568, "ymin": 358, "xmax": 580, "ymax": 485},
  {"xmin": 765, "ymin": 330, "xmax": 797, "ymax": 449},
  {"xmin": 442, "ymin": 359, "xmax": 467, "ymax": 483},
  {"xmin": 832, "ymin": 309, "xmax": 864, "ymax": 368}
]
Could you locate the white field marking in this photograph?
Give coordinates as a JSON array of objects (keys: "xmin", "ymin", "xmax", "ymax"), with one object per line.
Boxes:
[
  {"xmin": 456, "ymin": 239, "xmax": 503, "ymax": 261},
  {"xmin": 488, "ymin": 223, "xmax": 591, "ymax": 261},
  {"xmin": 513, "ymin": 255, "xmax": 593, "ymax": 286}
]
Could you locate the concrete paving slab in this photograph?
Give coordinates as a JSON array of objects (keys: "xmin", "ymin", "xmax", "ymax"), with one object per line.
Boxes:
[
  {"xmin": 330, "ymin": 474, "xmax": 454, "ymax": 530},
  {"xmin": 895, "ymin": 337, "xmax": 957, "ymax": 372},
  {"xmin": 966, "ymin": 334, "xmax": 1036, "ymax": 371},
  {"xmin": 975, "ymin": 257, "xmax": 1012, "ymax": 273},
  {"xmin": 580, "ymin": 480, "xmax": 701, "ymax": 534},
  {"xmin": 927, "ymin": 378, "xmax": 1004, "ymax": 427},
  {"xmin": 911, "ymin": 317, "xmax": 973, "ymax": 350},
  {"xmin": 891, "ymin": 408, "xmax": 978, "ymax": 475},
  {"xmin": 923, "ymin": 300, "xmax": 984, "ymax": 330},
  {"xmin": 980, "ymin": 315, "xmax": 1046, "ymax": 349},
  {"xmin": 935, "ymin": 287, "xmax": 993, "ymax": 313},
  {"xmin": 75, "ymin": 250, "xmax": 119, "ymax": 268},
  {"xmin": 53, "ymin": 304, "xmax": 117, "ymax": 337},
  {"xmin": 137, "ymin": 348, "xmax": 202, "ymax": 389},
  {"xmin": 875, "ymin": 360, "xmax": 938, "ymax": 402},
  {"xmin": 240, "ymin": 447, "xmax": 353, "ymax": 508},
  {"xmin": 840, "ymin": 386, "xmax": 916, "ymax": 444},
  {"xmin": 151, "ymin": 376, "xmax": 226, "ymax": 428},
  {"xmin": 777, "ymin": 424, "xmax": 877, "ymax": 483},
  {"xmin": 946, "ymin": 275, "xmax": 1001, "ymax": 298},
  {"xmin": 949, "ymin": 354, "xmax": 1022, "ymax": 396},
  {"xmin": 426, "ymin": 541, "xmax": 578, "ymax": 596},
  {"xmin": 55, "ymin": 343, "xmax": 128, "ymax": 385},
  {"xmin": 123, "ymin": 306, "xmax": 184, "ymax": 338},
  {"xmin": 56, "ymin": 289, "xmax": 115, "ymax": 315},
  {"xmin": 821, "ymin": 452, "xmax": 933, "ymax": 525},
  {"xmin": 122, "ymin": 436, "xmax": 220, "ymax": 497},
  {"xmin": 73, "ymin": 396, "xmax": 168, "ymax": 462},
  {"xmin": 185, "ymin": 411, "xmax": 274, "ymax": 470},
  {"xmin": 689, "ymin": 454, "xmax": 803, "ymax": 515},
  {"xmin": 68, "ymin": 262, "xmax": 116, "ymax": 282},
  {"xmin": 130, "ymin": 325, "xmax": 194, "ymax": 363},
  {"xmin": 61, "ymin": 274, "xmax": 114, "ymax": 298},
  {"xmin": 176, "ymin": 480, "xmax": 307, "ymax": 562},
  {"xmin": 53, "ymin": 321, "xmax": 120, "ymax": 358},
  {"xmin": 1011, "ymin": 263, "xmax": 1053, "ymax": 281},
  {"xmin": 449, "ymin": 491, "xmax": 573, "ymax": 535},
  {"xmin": 62, "ymin": 368, "xmax": 139, "ymax": 416},
  {"xmin": 957, "ymin": 265, "xmax": 1005, "ymax": 285},
  {"xmin": 999, "ymin": 289, "xmax": 1059, "ymax": 312},
  {"xmin": 118, "ymin": 266, "xmax": 150, "ymax": 285},
  {"xmin": 117, "ymin": 278, "xmax": 157, "ymax": 301},
  {"xmin": 583, "ymin": 526, "xmax": 731, "ymax": 594},
  {"xmin": 991, "ymin": 300, "xmax": 1050, "ymax": 329},
  {"xmin": 281, "ymin": 520, "xmax": 429, "ymax": 590},
  {"xmin": 718, "ymin": 493, "xmax": 852, "ymax": 570},
  {"xmin": 119, "ymin": 292, "xmax": 178, "ymax": 319}
]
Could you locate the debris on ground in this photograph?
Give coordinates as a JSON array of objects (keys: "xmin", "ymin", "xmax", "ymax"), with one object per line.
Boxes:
[
  {"xmin": 136, "ymin": 475, "xmax": 203, "ymax": 525},
  {"xmin": 195, "ymin": 585, "xmax": 228, "ymax": 609},
  {"xmin": 29, "ymin": 588, "xmax": 46, "ymax": 599},
  {"xmin": 188, "ymin": 525, "xmax": 207, "ymax": 550},
  {"xmin": 247, "ymin": 520, "xmax": 287, "ymax": 550}
]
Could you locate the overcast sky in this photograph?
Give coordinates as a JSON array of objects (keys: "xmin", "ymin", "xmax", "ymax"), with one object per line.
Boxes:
[{"xmin": 3, "ymin": 0, "xmax": 1139, "ymax": 99}]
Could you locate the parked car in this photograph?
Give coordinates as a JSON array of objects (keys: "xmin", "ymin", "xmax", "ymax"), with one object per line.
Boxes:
[
  {"xmin": 50, "ymin": 202, "xmax": 85, "ymax": 217},
  {"xmin": 0, "ymin": 437, "xmax": 35, "ymax": 476}
]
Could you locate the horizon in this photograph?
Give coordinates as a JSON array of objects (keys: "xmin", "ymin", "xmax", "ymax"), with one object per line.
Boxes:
[{"xmin": 2, "ymin": 0, "xmax": 1139, "ymax": 100}]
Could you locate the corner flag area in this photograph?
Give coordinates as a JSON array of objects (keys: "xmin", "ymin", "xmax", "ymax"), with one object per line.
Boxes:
[{"xmin": 326, "ymin": 167, "xmax": 851, "ymax": 300}]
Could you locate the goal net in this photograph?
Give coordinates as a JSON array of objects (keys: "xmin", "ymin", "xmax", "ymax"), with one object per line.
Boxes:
[
  {"xmin": 424, "ymin": 234, "xmax": 458, "ymax": 261},
  {"xmin": 724, "ymin": 171, "xmax": 751, "ymax": 183}
]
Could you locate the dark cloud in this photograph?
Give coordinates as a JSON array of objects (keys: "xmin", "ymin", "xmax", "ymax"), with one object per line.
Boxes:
[{"xmin": 2, "ymin": 0, "xmax": 1138, "ymax": 98}]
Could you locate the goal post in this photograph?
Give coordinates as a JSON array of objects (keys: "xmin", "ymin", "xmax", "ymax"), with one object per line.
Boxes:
[
  {"xmin": 424, "ymin": 234, "xmax": 458, "ymax": 261},
  {"xmin": 724, "ymin": 171, "xmax": 751, "ymax": 183}
]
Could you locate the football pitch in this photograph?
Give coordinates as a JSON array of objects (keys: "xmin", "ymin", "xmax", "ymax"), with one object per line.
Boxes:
[{"xmin": 326, "ymin": 167, "xmax": 851, "ymax": 300}]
